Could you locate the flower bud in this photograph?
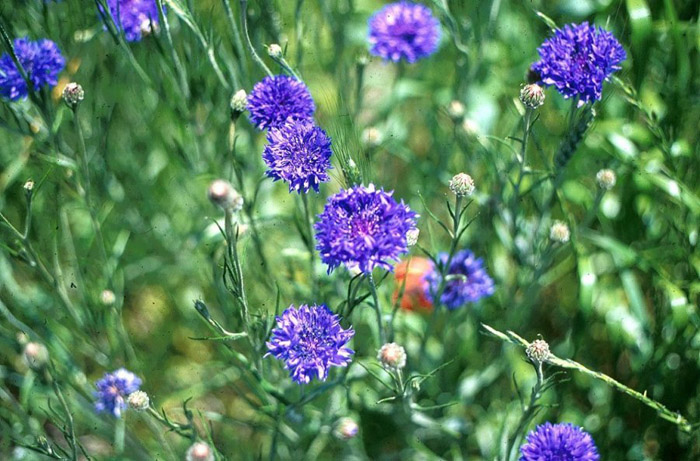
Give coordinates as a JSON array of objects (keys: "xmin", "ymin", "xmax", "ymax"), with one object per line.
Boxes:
[
  {"xmin": 519, "ymin": 84, "xmax": 545, "ymax": 109},
  {"xmin": 549, "ymin": 220, "xmax": 570, "ymax": 243},
  {"xmin": 100, "ymin": 289, "xmax": 116, "ymax": 306},
  {"xmin": 62, "ymin": 82, "xmax": 84, "ymax": 108},
  {"xmin": 208, "ymin": 180, "xmax": 243, "ymax": 212},
  {"xmin": 596, "ymin": 169, "xmax": 616, "ymax": 190},
  {"xmin": 334, "ymin": 417, "xmax": 359, "ymax": 440},
  {"xmin": 449, "ymin": 173, "xmax": 475, "ymax": 197},
  {"xmin": 23, "ymin": 179, "xmax": 34, "ymax": 192},
  {"xmin": 406, "ymin": 228, "xmax": 419, "ymax": 247},
  {"xmin": 186, "ymin": 442, "xmax": 214, "ymax": 461},
  {"xmin": 267, "ymin": 43, "xmax": 283, "ymax": 59},
  {"xmin": 526, "ymin": 339, "xmax": 550, "ymax": 364},
  {"xmin": 23, "ymin": 342, "xmax": 49, "ymax": 369},
  {"xmin": 377, "ymin": 342, "xmax": 407, "ymax": 371},
  {"xmin": 447, "ymin": 100, "xmax": 465, "ymax": 119},
  {"xmin": 230, "ymin": 89, "xmax": 248, "ymax": 118},
  {"xmin": 127, "ymin": 390, "xmax": 150, "ymax": 411}
]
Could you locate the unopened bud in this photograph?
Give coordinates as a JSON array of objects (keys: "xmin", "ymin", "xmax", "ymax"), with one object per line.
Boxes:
[
  {"xmin": 100, "ymin": 289, "xmax": 116, "ymax": 306},
  {"xmin": 334, "ymin": 417, "xmax": 359, "ymax": 440},
  {"xmin": 186, "ymin": 442, "xmax": 214, "ymax": 461},
  {"xmin": 549, "ymin": 220, "xmax": 570, "ymax": 243},
  {"xmin": 127, "ymin": 390, "xmax": 150, "ymax": 411},
  {"xmin": 23, "ymin": 342, "xmax": 49, "ymax": 369},
  {"xmin": 267, "ymin": 44, "xmax": 283, "ymax": 58},
  {"xmin": 377, "ymin": 342, "xmax": 407, "ymax": 371},
  {"xmin": 449, "ymin": 173, "xmax": 475, "ymax": 197},
  {"xmin": 62, "ymin": 82, "xmax": 84, "ymax": 108},
  {"xmin": 447, "ymin": 100, "xmax": 465, "ymax": 119},
  {"xmin": 208, "ymin": 180, "xmax": 243, "ymax": 212},
  {"xmin": 526, "ymin": 339, "xmax": 550, "ymax": 364},
  {"xmin": 230, "ymin": 89, "xmax": 248, "ymax": 117},
  {"xmin": 519, "ymin": 84, "xmax": 545, "ymax": 109},
  {"xmin": 23, "ymin": 179, "xmax": 34, "ymax": 192},
  {"xmin": 406, "ymin": 228, "xmax": 419, "ymax": 247},
  {"xmin": 596, "ymin": 169, "xmax": 616, "ymax": 190}
]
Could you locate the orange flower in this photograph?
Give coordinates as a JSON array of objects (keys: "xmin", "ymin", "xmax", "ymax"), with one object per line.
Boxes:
[{"xmin": 393, "ymin": 257, "xmax": 433, "ymax": 312}]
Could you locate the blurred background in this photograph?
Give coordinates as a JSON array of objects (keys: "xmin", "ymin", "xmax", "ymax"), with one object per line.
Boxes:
[{"xmin": 0, "ymin": 0, "xmax": 698, "ymax": 459}]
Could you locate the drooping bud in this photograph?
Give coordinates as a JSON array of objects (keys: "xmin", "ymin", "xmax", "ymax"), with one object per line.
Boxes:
[
  {"xmin": 406, "ymin": 228, "xmax": 419, "ymax": 247},
  {"xmin": 519, "ymin": 84, "xmax": 545, "ymax": 109},
  {"xmin": 267, "ymin": 43, "xmax": 283, "ymax": 59},
  {"xmin": 23, "ymin": 342, "xmax": 49, "ymax": 369},
  {"xmin": 449, "ymin": 173, "xmax": 475, "ymax": 197},
  {"xmin": 127, "ymin": 390, "xmax": 150, "ymax": 411},
  {"xmin": 377, "ymin": 342, "xmax": 407, "ymax": 371},
  {"xmin": 549, "ymin": 220, "xmax": 570, "ymax": 243},
  {"xmin": 62, "ymin": 82, "xmax": 84, "ymax": 108},
  {"xmin": 447, "ymin": 100, "xmax": 465, "ymax": 119},
  {"xmin": 334, "ymin": 417, "xmax": 359, "ymax": 440},
  {"xmin": 208, "ymin": 180, "xmax": 243, "ymax": 212},
  {"xmin": 526, "ymin": 339, "xmax": 550, "ymax": 364},
  {"xmin": 186, "ymin": 442, "xmax": 214, "ymax": 461},
  {"xmin": 596, "ymin": 169, "xmax": 616, "ymax": 190},
  {"xmin": 100, "ymin": 289, "xmax": 116, "ymax": 306}
]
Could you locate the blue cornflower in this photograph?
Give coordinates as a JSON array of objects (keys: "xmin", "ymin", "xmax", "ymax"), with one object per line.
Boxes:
[
  {"xmin": 368, "ymin": 1, "xmax": 441, "ymax": 63},
  {"xmin": 103, "ymin": 0, "xmax": 163, "ymax": 42},
  {"xmin": 263, "ymin": 120, "xmax": 332, "ymax": 193},
  {"xmin": 532, "ymin": 22, "xmax": 626, "ymax": 104},
  {"xmin": 426, "ymin": 249, "xmax": 494, "ymax": 309},
  {"xmin": 247, "ymin": 75, "xmax": 315, "ymax": 131},
  {"xmin": 0, "ymin": 38, "xmax": 65, "ymax": 101},
  {"xmin": 315, "ymin": 184, "xmax": 417, "ymax": 274},
  {"xmin": 94, "ymin": 368, "xmax": 142, "ymax": 417},
  {"xmin": 266, "ymin": 304, "xmax": 354, "ymax": 384},
  {"xmin": 520, "ymin": 422, "xmax": 600, "ymax": 461}
]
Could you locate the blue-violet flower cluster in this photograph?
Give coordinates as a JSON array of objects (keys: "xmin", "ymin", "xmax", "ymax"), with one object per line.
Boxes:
[
  {"xmin": 94, "ymin": 368, "xmax": 142, "ymax": 417},
  {"xmin": 266, "ymin": 304, "xmax": 354, "ymax": 384},
  {"xmin": 103, "ymin": 0, "xmax": 163, "ymax": 42},
  {"xmin": 532, "ymin": 22, "xmax": 626, "ymax": 104},
  {"xmin": 247, "ymin": 75, "xmax": 315, "ymax": 130},
  {"xmin": 426, "ymin": 249, "xmax": 494, "ymax": 309},
  {"xmin": 368, "ymin": 1, "xmax": 441, "ymax": 63},
  {"xmin": 315, "ymin": 184, "xmax": 417, "ymax": 273},
  {"xmin": 520, "ymin": 422, "xmax": 600, "ymax": 461},
  {"xmin": 0, "ymin": 38, "xmax": 65, "ymax": 101},
  {"xmin": 263, "ymin": 120, "xmax": 332, "ymax": 193}
]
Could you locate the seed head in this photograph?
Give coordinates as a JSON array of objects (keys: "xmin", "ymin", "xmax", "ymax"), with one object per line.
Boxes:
[
  {"xmin": 62, "ymin": 82, "xmax": 84, "ymax": 108},
  {"xmin": 334, "ymin": 417, "xmax": 359, "ymax": 440},
  {"xmin": 267, "ymin": 44, "xmax": 283, "ymax": 59},
  {"xmin": 596, "ymin": 169, "xmax": 616, "ymax": 190},
  {"xmin": 526, "ymin": 339, "xmax": 550, "ymax": 364},
  {"xmin": 549, "ymin": 220, "xmax": 570, "ymax": 243},
  {"xmin": 208, "ymin": 180, "xmax": 243, "ymax": 212},
  {"xmin": 449, "ymin": 173, "xmax": 475, "ymax": 197},
  {"xmin": 127, "ymin": 390, "xmax": 150, "ymax": 411},
  {"xmin": 23, "ymin": 342, "xmax": 49, "ymax": 369},
  {"xmin": 377, "ymin": 342, "xmax": 407, "ymax": 371},
  {"xmin": 519, "ymin": 84, "xmax": 545, "ymax": 109},
  {"xmin": 100, "ymin": 289, "xmax": 116, "ymax": 306},
  {"xmin": 186, "ymin": 442, "xmax": 214, "ymax": 461}
]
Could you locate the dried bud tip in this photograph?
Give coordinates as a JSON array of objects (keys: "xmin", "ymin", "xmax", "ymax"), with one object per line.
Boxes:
[
  {"xmin": 526, "ymin": 339, "xmax": 550, "ymax": 363},
  {"xmin": 549, "ymin": 220, "xmax": 570, "ymax": 243},
  {"xmin": 449, "ymin": 173, "xmax": 475, "ymax": 197},
  {"xmin": 596, "ymin": 169, "xmax": 616, "ymax": 190},
  {"xmin": 377, "ymin": 342, "xmax": 407, "ymax": 370},
  {"xmin": 186, "ymin": 442, "xmax": 214, "ymax": 461},
  {"xmin": 519, "ymin": 84, "xmax": 545, "ymax": 109},
  {"xmin": 127, "ymin": 390, "xmax": 150, "ymax": 411},
  {"xmin": 208, "ymin": 179, "xmax": 243, "ymax": 212},
  {"xmin": 62, "ymin": 82, "xmax": 84, "ymax": 107}
]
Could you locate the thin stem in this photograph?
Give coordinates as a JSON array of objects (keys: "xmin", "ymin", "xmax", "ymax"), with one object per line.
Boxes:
[
  {"xmin": 367, "ymin": 272, "xmax": 386, "ymax": 345},
  {"xmin": 50, "ymin": 377, "xmax": 78, "ymax": 460},
  {"xmin": 504, "ymin": 362, "xmax": 544, "ymax": 461},
  {"xmin": 300, "ymin": 193, "xmax": 316, "ymax": 293},
  {"xmin": 240, "ymin": 0, "xmax": 273, "ymax": 76}
]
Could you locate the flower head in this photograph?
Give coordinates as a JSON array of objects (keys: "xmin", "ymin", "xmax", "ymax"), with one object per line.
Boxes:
[
  {"xmin": 94, "ymin": 368, "xmax": 142, "ymax": 417},
  {"xmin": 315, "ymin": 184, "xmax": 417, "ymax": 273},
  {"xmin": 0, "ymin": 38, "xmax": 65, "ymax": 101},
  {"xmin": 247, "ymin": 75, "xmax": 315, "ymax": 130},
  {"xmin": 266, "ymin": 304, "xmax": 354, "ymax": 384},
  {"xmin": 368, "ymin": 1, "xmax": 441, "ymax": 63},
  {"xmin": 531, "ymin": 22, "xmax": 626, "ymax": 104},
  {"xmin": 426, "ymin": 250, "xmax": 494, "ymax": 309},
  {"xmin": 377, "ymin": 343, "xmax": 407, "ymax": 370},
  {"xmin": 526, "ymin": 339, "xmax": 550, "ymax": 364},
  {"xmin": 263, "ymin": 120, "xmax": 332, "ymax": 193},
  {"xmin": 520, "ymin": 422, "xmax": 599, "ymax": 461},
  {"xmin": 550, "ymin": 220, "xmax": 570, "ymax": 243},
  {"xmin": 520, "ymin": 84, "xmax": 545, "ymax": 109},
  {"xmin": 103, "ymin": 0, "xmax": 163, "ymax": 42}
]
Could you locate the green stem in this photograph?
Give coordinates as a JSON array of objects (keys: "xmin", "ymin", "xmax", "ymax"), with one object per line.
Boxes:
[
  {"xmin": 504, "ymin": 362, "xmax": 544, "ymax": 461},
  {"xmin": 239, "ymin": 0, "xmax": 273, "ymax": 77},
  {"xmin": 367, "ymin": 272, "xmax": 386, "ymax": 345}
]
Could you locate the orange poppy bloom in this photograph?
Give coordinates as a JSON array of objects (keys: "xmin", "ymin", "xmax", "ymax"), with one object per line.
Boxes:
[{"xmin": 393, "ymin": 257, "xmax": 434, "ymax": 312}]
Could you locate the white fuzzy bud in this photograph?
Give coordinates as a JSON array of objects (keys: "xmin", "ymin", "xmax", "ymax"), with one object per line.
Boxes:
[
  {"xmin": 23, "ymin": 342, "xmax": 49, "ymax": 369},
  {"xmin": 526, "ymin": 339, "xmax": 550, "ymax": 363},
  {"xmin": 100, "ymin": 289, "xmax": 116, "ymax": 306},
  {"xmin": 377, "ymin": 342, "xmax": 407, "ymax": 371},
  {"xmin": 449, "ymin": 173, "xmax": 475, "ymax": 197},
  {"xmin": 519, "ymin": 84, "xmax": 545, "ymax": 109},
  {"xmin": 208, "ymin": 180, "xmax": 244, "ymax": 212},
  {"xmin": 267, "ymin": 44, "xmax": 283, "ymax": 58},
  {"xmin": 549, "ymin": 220, "xmax": 570, "ymax": 243},
  {"xmin": 596, "ymin": 169, "xmax": 617, "ymax": 190},
  {"xmin": 127, "ymin": 390, "xmax": 150, "ymax": 411}
]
